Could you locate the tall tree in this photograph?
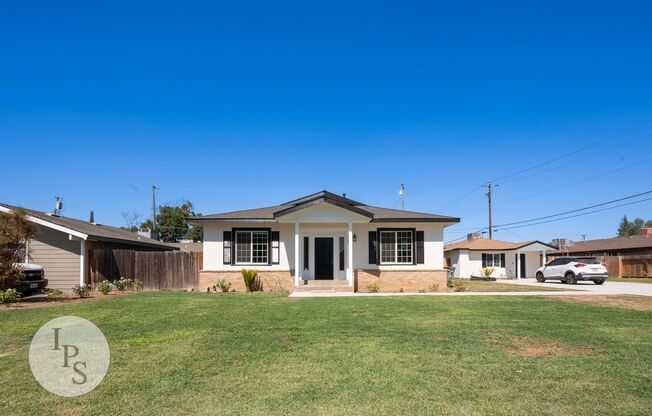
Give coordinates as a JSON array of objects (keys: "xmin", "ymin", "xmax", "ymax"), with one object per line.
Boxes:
[
  {"xmin": 0, "ymin": 209, "xmax": 37, "ymax": 290},
  {"xmin": 140, "ymin": 201, "xmax": 203, "ymax": 242},
  {"xmin": 618, "ymin": 215, "xmax": 631, "ymax": 237},
  {"xmin": 646, "ymin": 220, "xmax": 652, "ymax": 228}
]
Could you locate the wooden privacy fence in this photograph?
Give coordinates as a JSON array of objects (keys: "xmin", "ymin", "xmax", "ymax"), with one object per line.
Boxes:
[
  {"xmin": 599, "ymin": 255, "xmax": 652, "ymax": 278},
  {"xmin": 90, "ymin": 249, "xmax": 201, "ymax": 290}
]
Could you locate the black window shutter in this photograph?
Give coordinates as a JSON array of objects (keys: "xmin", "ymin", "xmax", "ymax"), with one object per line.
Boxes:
[
  {"xmin": 271, "ymin": 231, "xmax": 279, "ymax": 265},
  {"xmin": 303, "ymin": 236, "xmax": 309, "ymax": 270},
  {"xmin": 416, "ymin": 231, "xmax": 425, "ymax": 264},
  {"xmin": 500, "ymin": 253, "xmax": 505, "ymax": 268},
  {"xmin": 368, "ymin": 231, "xmax": 378, "ymax": 264},
  {"xmin": 223, "ymin": 231, "xmax": 232, "ymax": 265},
  {"xmin": 481, "ymin": 253, "xmax": 487, "ymax": 268}
]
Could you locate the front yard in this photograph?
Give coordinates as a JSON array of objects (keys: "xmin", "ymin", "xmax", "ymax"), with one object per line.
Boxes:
[{"xmin": 1, "ymin": 292, "xmax": 650, "ymax": 415}]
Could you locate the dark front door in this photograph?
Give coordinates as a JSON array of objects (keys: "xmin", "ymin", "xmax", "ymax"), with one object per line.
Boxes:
[
  {"xmin": 314, "ymin": 237, "xmax": 334, "ymax": 279},
  {"xmin": 515, "ymin": 253, "xmax": 526, "ymax": 278}
]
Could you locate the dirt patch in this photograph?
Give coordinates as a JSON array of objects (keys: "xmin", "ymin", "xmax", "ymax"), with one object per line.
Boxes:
[
  {"xmin": 0, "ymin": 291, "xmax": 134, "ymax": 312},
  {"xmin": 549, "ymin": 295, "xmax": 652, "ymax": 312},
  {"xmin": 485, "ymin": 336, "xmax": 596, "ymax": 357}
]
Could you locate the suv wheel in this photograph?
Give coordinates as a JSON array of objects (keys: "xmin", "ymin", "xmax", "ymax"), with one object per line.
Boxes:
[
  {"xmin": 535, "ymin": 272, "xmax": 545, "ymax": 283},
  {"xmin": 593, "ymin": 280, "xmax": 605, "ymax": 285},
  {"xmin": 565, "ymin": 272, "xmax": 577, "ymax": 285}
]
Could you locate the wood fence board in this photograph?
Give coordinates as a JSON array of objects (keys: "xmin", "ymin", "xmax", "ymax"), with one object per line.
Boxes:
[{"xmin": 91, "ymin": 249, "xmax": 201, "ymax": 290}]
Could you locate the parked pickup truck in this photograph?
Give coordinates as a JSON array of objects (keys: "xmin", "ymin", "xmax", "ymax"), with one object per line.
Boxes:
[{"xmin": 14, "ymin": 263, "xmax": 48, "ymax": 294}]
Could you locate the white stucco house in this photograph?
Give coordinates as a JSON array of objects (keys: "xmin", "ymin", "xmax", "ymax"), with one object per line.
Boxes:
[
  {"xmin": 190, "ymin": 191, "xmax": 459, "ymax": 292},
  {"xmin": 445, "ymin": 236, "xmax": 555, "ymax": 279}
]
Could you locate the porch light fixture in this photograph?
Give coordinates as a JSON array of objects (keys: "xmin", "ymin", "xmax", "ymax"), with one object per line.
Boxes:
[{"xmin": 353, "ymin": 233, "xmax": 357, "ymax": 242}]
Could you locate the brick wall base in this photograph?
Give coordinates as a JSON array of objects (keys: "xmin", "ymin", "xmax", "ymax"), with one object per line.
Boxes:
[
  {"xmin": 200, "ymin": 269, "xmax": 446, "ymax": 293},
  {"xmin": 199, "ymin": 271, "xmax": 294, "ymax": 292},
  {"xmin": 355, "ymin": 269, "xmax": 447, "ymax": 293}
]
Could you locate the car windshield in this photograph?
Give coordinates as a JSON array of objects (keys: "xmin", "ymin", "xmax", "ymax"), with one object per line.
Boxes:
[{"xmin": 573, "ymin": 258, "xmax": 601, "ymax": 265}]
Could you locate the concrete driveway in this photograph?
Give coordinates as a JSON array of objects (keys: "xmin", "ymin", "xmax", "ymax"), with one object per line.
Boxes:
[{"xmin": 500, "ymin": 278, "xmax": 652, "ymax": 297}]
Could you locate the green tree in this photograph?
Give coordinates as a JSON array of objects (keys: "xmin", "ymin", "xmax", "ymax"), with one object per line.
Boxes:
[
  {"xmin": 618, "ymin": 215, "xmax": 631, "ymax": 236},
  {"xmin": 140, "ymin": 201, "xmax": 203, "ymax": 242},
  {"xmin": 646, "ymin": 220, "xmax": 652, "ymax": 228},
  {"xmin": 617, "ymin": 215, "xmax": 651, "ymax": 237},
  {"xmin": 0, "ymin": 209, "xmax": 37, "ymax": 290}
]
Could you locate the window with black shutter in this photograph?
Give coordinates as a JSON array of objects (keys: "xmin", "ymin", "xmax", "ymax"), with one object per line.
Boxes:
[
  {"xmin": 416, "ymin": 231, "xmax": 424, "ymax": 264},
  {"xmin": 303, "ymin": 237, "xmax": 309, "ymax": 270},
  {"xmin": 223, "ymin": 231, "xmax": 232, "ymax": 264},
  {"xmin": 271, "ymin": 231, "xmax": 280, "ymax": 264},
  {"xmin": 368, "ymin": 231, "xmax": 378, "ymax": 264}
]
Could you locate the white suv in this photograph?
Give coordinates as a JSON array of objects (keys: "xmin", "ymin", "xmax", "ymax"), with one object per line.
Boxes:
[{"xmin": 535, "ymin": 257, "xmax": 608, "ymax": 285}]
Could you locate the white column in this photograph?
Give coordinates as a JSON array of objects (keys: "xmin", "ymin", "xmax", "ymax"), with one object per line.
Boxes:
[
  {"xmin": 347, "ymin": 221, "xmax": 353, "ymax": 286},
  {"xmin": 294, "ymin": 222, "xmax": 300, "ymax": 287},
  {"xmin": 79, "ymin": 239, "xmax": 86, "ymax": 286},
  {"xmin": 542, "ymin": 250, "xmax": 547, "ymax": 266},
  {"xmin": 515, "ymin": 250, "xmax": 520, "ymax": 279}
]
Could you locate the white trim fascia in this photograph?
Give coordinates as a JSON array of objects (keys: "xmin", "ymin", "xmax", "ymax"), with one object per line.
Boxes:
[{"xmin": 0, "ymin": 206, "xmax": 88, "ymax": 240}]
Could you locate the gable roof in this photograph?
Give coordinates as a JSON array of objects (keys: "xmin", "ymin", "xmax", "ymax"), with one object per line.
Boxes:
[
  {"xmin": 0, "ymin": 203, "xmax": 177, "ymax": 250},
  {"xmin": 445, "ymin": 238, "xmax": 555, "ymax": 252},
  {"xmin": 548, "ymin": 234, "xmax": 652, "ymax": 254},
  {"xmin": 190, "ymin": 190, "xmax": 460, "ymax": 224}
]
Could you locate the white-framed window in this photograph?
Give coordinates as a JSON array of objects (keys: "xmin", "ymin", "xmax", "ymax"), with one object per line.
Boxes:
[
  {"xmin": 235, "ymin": 230, "xmax": 269, "ymax": 264},
  {"xmin": 380, "ymin": 230, "xmax": 413, "ymax": 264},
  {"xmin": 485, "ymin": 253, "xmax": 502, "ymax": 267}
]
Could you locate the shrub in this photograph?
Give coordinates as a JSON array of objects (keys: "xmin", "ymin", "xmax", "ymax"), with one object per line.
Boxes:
[
  {"xmin": 453, "ymin": 280, "xmax": 468, "ymax": 292},
  {"xmin": 447, "ymin": 277, "xmax": 454, "ymax": 288},
  {"xmin": 42, "ymin": 288, "xmax": 65, "ymax": 301},
  {"xmin": 0, "ymin": 288, "xmax": 21, "ymax": 304},
  {"xmin": 115, "ymin": 277, "xmax": 133, "ymax": 291},
  {"xmin": 367, "ymin": 282, "xmax": 380, "ymax": 293},
  {"xmin": 481, "ymin": 267, "xmax": 495, "ymax": 278},
  {"xmin": 0, "ymin": 209, "xmax": 36, "ymax": 290},
  {"xmin": 133, "ymin": 279, "xmax": 144, "ymax": 291},
  {"xmin": 216, "ymin": 278, "xmax": 232, "ymax": 293},
  {"xmin": 429, "ymin": 283, "xmax": 440, "ymax": 292},
  {"xmin": 72, "ymin": 284, "xmax": 92, "ymax": 298},
  {"xmin": 241, "ymin": 269, "xmax": 262, "ymax": 292},
  {"xmin": 98, "ymin": 280, "xmax": 113, "ymax": 295}
]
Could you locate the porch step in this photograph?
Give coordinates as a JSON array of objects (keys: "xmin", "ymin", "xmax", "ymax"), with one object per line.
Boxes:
[{"xmin": 294, "ymin": 280, "xmax": 354, "ymax": 292}]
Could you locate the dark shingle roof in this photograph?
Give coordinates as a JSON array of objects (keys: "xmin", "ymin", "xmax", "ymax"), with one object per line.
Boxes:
[
  {"xmin": 444, "ymin": 238, "xmax": 554, "ymax": 252},
  {"xmin": 190, "ymin": 191, "xmax": 459, "ymax": 223},
  {"xmin": 0, "ymin": 203, "xmax": 177, "ymax": 250},
  {"xmin": 548, "ymin": 234, "xmax": 652, "ymax": 254}
]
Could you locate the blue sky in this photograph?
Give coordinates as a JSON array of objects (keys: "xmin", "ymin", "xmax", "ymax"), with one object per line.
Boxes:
[{"xmin": 1, "ymin": 0, "xmax": 651, "ymax": 243}]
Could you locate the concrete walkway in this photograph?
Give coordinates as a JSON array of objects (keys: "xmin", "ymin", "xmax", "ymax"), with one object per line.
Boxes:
[
  {"xmin": 499, "ymin": 278, "xmax": 652, "ymax": 297},
  {"xmin": 289, "ymin": 278, "xmax": 652, "ymax": 298}
]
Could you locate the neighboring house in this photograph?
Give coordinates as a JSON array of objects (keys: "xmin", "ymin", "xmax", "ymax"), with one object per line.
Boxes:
[
  {"xmin": 445, "ymin": 236, "xmax": 555, "ymax": 279},
  {"xmin": 0, "ymin": 204, "xmax": 176, "ymax": 290},
  {"xmin": 548, "ymin": 229, "xmax": 652, "ymax": 257},
  {"xmin": 169, "ymin": 241, "xmax": 203, "ymax": 253},
  {"xmin": 189, "ymin": 191, "xmax": 459, "ymax": 292}
]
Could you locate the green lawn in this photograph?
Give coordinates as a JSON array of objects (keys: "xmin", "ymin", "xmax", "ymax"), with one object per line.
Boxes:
[{"xmin": 1, "ymin": 292, "xmax": 650, "ymax": 415}]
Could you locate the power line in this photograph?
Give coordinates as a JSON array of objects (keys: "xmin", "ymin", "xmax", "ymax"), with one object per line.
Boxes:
[
  {"xmin": 493, "ymin": 196, "xmax": 652, "ymax": 232},
  {"xmin": 495, "ymin": 156, "xmax": 652, "ymax": 207},
  {"xmin": 490, "ymin": 120, "xmax": 652, "ymax": 183},
  {"xmin": 493, "ymin": 189, "xmax": 652, "ymax": 228}
]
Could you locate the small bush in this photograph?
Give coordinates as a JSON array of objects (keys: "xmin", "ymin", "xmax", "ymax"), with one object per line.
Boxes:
[
  {"xmin": 447, "ymin": 276, "xmax": 454, "ymax": 288},
  {"xmin": 241, "ymin": 269, "xmax": 262, "ymax": 292},
  {"xmin": 42, "ymin": 288, "xmax": 65, "ymax": 302},
  {"xmin": 0, "ymin": 288, "xmax": 21, "ymax": 304},
  {"xmin": 72, "ymin": 284, "xmax": 92, "ymax": 298},
  {"xmin": 97, "ymin": 280, "xmax": 113, "ymax": 295},
  {"xmin": 133, "ymin": 279, "xmax": 144, "ymax": 291},
  {"xmin": 481, "ymin": 267, "xmax": 495, "ymax": 278},
  {"xmin": 367, "ymin": 282, "xmax": 380, "ymax": 293},
  {"xmin": 453, "ymin": 280, "xmax": 468, "ymax": 292},
  {"xmin": 216, "ymin": 278, "xmax": 232, "ymax": 293},
  {"xmin": 115, "ymin": 277, "xmax": 133, "ymax": 291},
  {"xmin": 429, "ymin": 283, "xmax": 440, "ymax": 292}
]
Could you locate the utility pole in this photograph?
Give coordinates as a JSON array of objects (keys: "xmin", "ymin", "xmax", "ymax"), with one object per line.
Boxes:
[
  {"xmin": 580, "ymin": 234, "xmax": 586, "ymax": 241},
  {"xmin": 399, "ymin": 183, "xmax": 405, "ymax": 210},
  {"xmin": 482, "ymin": 182, "xmax": 498, "ymax": 239},
  {"xmin": 151, "ymin": 185, "xmax": 159, "ymax": 231}
]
